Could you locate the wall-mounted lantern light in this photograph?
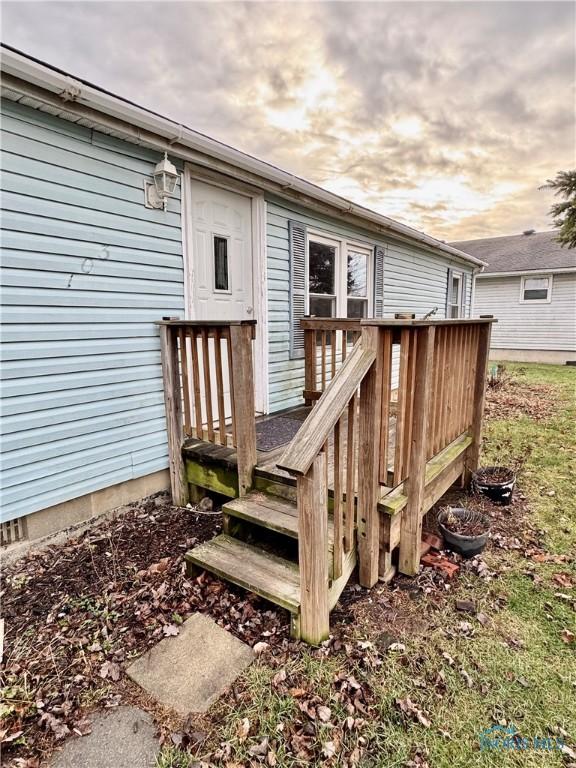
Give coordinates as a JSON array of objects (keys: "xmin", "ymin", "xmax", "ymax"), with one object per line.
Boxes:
[{"xmin": 144, "ymin": 152, "xmax": 179, "ymax": 210}]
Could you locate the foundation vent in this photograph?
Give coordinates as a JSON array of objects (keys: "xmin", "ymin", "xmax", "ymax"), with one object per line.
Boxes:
[{"xmin": 1, "ymin": 517, "xmax": 28, "ymax": 547}]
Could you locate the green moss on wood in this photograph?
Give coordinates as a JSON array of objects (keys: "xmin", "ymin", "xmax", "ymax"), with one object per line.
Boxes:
[{"xmin": 185, "ymin": 459, "xmax": 239, "ymax": 498}]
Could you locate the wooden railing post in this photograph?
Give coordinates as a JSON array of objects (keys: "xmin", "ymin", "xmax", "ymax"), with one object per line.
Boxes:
[
  {"xmin": 304, "ymin": 328, "xmax": 317, "ymax": 406},
  {"xmin": 357, "ymin": 325, "xmax": 384, "ymax": 588},
  {"xmin": 465, "ymin": 322, "xmax": 492, "ymax": 481},
  {"xmin": 297, "ymin": 451, "xmax": 329, "ymax": 645},
  {"xmin": 229, "ymin": 323, "xmax": 257, "ymax": 496},
  {"xmin": 159, "ymin": 324, "xmax": 188, "ymax": 506},
  {"xmin": 399, "ymin": 325, "xmax": 435, "ymax": 576}
]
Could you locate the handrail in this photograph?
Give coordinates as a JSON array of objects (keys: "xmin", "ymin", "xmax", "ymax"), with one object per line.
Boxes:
[
  {"xmin": 278, "ymin": 340, "xmax": 376, "ymax": 476},
  {"xmin": 300, "ymin": 318, "xmax": 363, "ymax": 330}
]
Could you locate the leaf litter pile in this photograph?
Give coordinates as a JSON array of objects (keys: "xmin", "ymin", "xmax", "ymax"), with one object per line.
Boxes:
[
  {"xmin": 1, "ymin": 493, "xmax": 293, "ymax": 765},
  {"xmin": 484, "ymin": 367, "xmax": 557, "ymax": 422}
]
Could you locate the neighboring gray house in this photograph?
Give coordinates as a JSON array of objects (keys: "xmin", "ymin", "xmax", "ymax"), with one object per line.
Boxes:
[
  {"xmin": 452, "ymin": 230, "xmax": 576, "ymax": 364},
  {"xmin": 0, "ymin": 45, "xmax": 484, "ymax": 544}
]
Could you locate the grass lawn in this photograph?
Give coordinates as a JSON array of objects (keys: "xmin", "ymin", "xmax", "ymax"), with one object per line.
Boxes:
[{"xmin": 159, "ymin": 363, "xmax": 575, "ymax": 768}]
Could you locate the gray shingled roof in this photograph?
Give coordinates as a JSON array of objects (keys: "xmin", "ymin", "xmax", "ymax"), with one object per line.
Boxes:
[{"xmin": 450, "ymin": 230, "xmax": 575, "ymax": 274}]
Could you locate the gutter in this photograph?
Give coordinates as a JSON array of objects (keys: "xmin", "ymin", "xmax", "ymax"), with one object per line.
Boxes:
[
  {"xmin": 0, "ymin": 43, "xmax": 487, "ymax": 269},
  {"xmin": 476, "ymin": 267, "xmax": 576, "ymax": 278}
]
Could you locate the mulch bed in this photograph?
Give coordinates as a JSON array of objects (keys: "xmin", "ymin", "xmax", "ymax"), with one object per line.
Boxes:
[{"xmin": 0, "ymin": 494, "xmax": 292, "ymax": 765}]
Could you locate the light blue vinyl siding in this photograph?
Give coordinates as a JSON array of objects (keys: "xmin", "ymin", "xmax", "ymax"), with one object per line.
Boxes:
[
  {"xmin": 265, "ymin": 197, "xmax": 473, "ymax": 412},
  {"xmin": 0, "ymin": 100, "xmax": 184, "ymax": 523}
]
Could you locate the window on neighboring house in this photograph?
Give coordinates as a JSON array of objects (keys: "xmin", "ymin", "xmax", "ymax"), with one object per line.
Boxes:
[
  {"xmin": 521, "ymin": 275, "xmax": 552, "ymax": 302},
  {"xmin": 307, "ymin": 234, "xmax": 372, "ymax": 318},
  {"xmin": 448, "ymin": 271, "xmax": 463, "ymax": 318}
]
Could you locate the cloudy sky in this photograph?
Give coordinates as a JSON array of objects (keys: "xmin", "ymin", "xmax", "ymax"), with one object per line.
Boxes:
[{"xmin": 3, "ymin": 1, "xmax": 574, "ymax": 240}]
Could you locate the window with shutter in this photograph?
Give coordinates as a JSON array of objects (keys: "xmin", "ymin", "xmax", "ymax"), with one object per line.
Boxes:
[{"xmin": 289, "ymin": 220, "xmax": 307, "ymax": 359}]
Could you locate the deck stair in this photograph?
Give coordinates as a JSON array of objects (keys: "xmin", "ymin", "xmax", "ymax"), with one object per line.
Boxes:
[{"xmin": 185, "ymin": 489, "xmax": 355, "ymax": 638}]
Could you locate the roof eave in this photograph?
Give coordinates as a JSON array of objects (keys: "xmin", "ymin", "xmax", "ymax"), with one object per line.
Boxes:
[{"xmin": 0, "ymin": 44, "xmax": 486, "ymax": 269}]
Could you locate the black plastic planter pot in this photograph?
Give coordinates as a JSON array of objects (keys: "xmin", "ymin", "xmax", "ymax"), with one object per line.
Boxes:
[
  {"xmin": 472, "ymin": 466, "xmax": 516, "ymax": 506},
  {"xmin": 438, "ymin": 508, "xmax": 490, "ymax": 558}
]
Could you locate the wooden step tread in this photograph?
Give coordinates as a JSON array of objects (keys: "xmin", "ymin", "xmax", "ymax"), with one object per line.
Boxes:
[
  {"xmin": 223, "ymin": 492, "xmax": 334, "ymax": 546},
  {"xmin": 185, "ymin": 534, "xmax": 300, "ymax": 613}
]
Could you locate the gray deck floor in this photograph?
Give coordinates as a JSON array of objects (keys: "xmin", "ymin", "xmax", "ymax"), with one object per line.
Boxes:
[{"xmin": 255, "ymin": 406, "xmax": 397, "ymax": 490}]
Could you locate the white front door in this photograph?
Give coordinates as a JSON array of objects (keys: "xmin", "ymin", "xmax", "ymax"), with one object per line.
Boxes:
[
  {"xmin": 186, "ymin": 178, "xmax": 259, "ymax": 428},
  {"xmin": 189, "ymin": 179, "xmax": 254, "ymax": 321}
]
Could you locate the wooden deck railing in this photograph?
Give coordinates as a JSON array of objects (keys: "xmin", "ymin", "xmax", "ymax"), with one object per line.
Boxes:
[
  {"xmin": 279, "ymin": 317, "xmax": 494, "ymax": 644},
  {"xmin": 301, "ymin": 318, "xmax": 362, "ymax": 404},
  {"xmin": 157, "ymin": 319, "xmax": 257, "ymax": 504}
]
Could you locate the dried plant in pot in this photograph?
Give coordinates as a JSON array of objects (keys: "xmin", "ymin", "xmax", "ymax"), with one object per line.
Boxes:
[
  {"xmin": 472, "ymin": 466, "xmax": 516, "ymax": 506},
  {"xmin": 437, "ymin": 506, "xmax": 490, "ymax": 558}
]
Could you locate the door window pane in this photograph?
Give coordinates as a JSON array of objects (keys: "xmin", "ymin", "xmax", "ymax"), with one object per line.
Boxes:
[
  {"xmin": 309, "ymin": 296, "xmax": 335, "ymax": 317},
  {"xmin": 523, "ymin": 277, "xmax": 549, "ymax": 300},
  {"xmin": 309, "ymin": 241, "xmax": 335, "ymax": 294},
  {"xmin": 347, "ymin": 250, "xmax": 367, "ymax": 297},
  {"xmin": 214, "ymin": 236, "xmax": 229, "ymax": 291}
]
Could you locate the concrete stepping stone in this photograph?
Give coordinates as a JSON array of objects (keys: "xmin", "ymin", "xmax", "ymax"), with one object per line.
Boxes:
[
  {"xmin": 50, "ymin": 706, "xmax": 158, "ymax": 768},
  {"xmin": 127, "ymin": 612, "xmax": 254, "ymax": 714}
]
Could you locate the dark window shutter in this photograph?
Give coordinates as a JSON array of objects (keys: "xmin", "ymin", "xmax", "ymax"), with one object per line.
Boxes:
[
  {"xmin": 374, "ymin": 245, "xmax": 385, "ymax": 317},
  {"xmin": 289, "ymin": 220, "xmax": 307, "ymax": 359},
  {"xmin": 446, "ymin": 267, "xmax": 454, "ymax": 318},
  {"xmin": 462, "ymin": 273, "xmax": 469, "ymax": 316}
]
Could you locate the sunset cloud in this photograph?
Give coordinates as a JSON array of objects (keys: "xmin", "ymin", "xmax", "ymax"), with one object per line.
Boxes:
[{"xmin": 3, "ymin": 1, "xmax": 574, "ymax": 239}]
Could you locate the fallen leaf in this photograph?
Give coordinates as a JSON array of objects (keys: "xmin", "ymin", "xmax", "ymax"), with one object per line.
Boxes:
[
  {"xmin": 249, "ymin": 737, "xmax": 269, "ymax": 756},
  {"xmin": 236, "ymin": 717, "xmax": 250, "ymax": 743},
  {"xmin": 317, "ymin": 705, "xmax": 331, "ymax": 722},
  {"xmin": 99, "ymin": 660, "xmax": 120, "ymax": 681},
  {"xmin": 39, "ymin": 712, "xmax": 70, "ymax": 740},
  {"xmin": 553, "ymin": 573, "xmax": 574, "ymax": 589},
  {"xmin": 561, "ymin": 629, "xmax": 575, "ymax": 645},
  {"xmin": 560, "ymin": 743, "xmax": 576, "ymax": 759},
  {"xmin": 322, "ymin": 740, "xmax": 337, "ymax": 758},
  {"xmin": 272, "ymin": 669, "xmax": 287, "ymax": 687},
  {"xmin": 387, "ymin": 642, "xmax": 406, "ymax": 653},
  {"xmin": 396, "ymin": 697, "xmax": 431, "ymax": 728},
  {"xmin": 459, "ymin": 668, "xmax": 473, "ymax": 688},
  {"xmin": 162, "ymin": 624, "xmax": 179, "ymax": 637},
  {"xmin": 253, "ymin": 641, "xmax": 270, "ymax": 655}
]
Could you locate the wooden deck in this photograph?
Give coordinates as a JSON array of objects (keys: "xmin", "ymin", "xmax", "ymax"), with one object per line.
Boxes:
[{"xmin": 161, "ymin": 316, "xmax": 495, "ymax": 644}]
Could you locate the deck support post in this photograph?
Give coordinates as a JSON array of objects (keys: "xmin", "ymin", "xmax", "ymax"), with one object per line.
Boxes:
[
  {"xmin": 399, "ymin": 325, "xmax": 435, "ymax": 576},
  {"xmin": 159, "ymin": 324, "xmax": 188, "ymax": 507},
  {"xmin": 465, "ymin": 322, "xmax": 492, "ymax": 483},
  {"xmin": 357, "ymin": 326, "xmax": 384, "ymax": 588},
  {"xmin": 297, "ymin": 452, "xmax": 330, "ymax": 645},
  {"xmin": 229, "ymin": 323, "xmax": 257, "ymax": 496}
]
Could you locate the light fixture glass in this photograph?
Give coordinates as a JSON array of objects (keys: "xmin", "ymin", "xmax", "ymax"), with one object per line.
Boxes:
[{"xmin": 145, "ymin": 152, "xmax": 179, "ymax": 210}]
